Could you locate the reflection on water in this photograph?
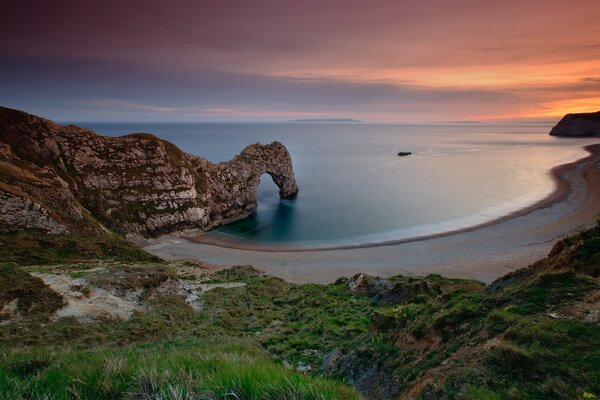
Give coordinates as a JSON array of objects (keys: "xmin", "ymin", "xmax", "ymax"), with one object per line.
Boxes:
[
  {"xmin": 219, "ymin": 176, "xmax": 298, "ymax": 240},
  {"xmin": 220, "ymin": 198, "xmax": 298, "ymax": 240},
  {"xmin": 80, "ymin": 121, "xmax": 599, "ymax": 246}
]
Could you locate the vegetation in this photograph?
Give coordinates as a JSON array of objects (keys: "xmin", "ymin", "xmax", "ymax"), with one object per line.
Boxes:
[
  {"xmin": 0, "ymin": 263, "xmax": 64, "ymax": 320},
  {"xmin": 0, "ymin": 339, "xmax": 358, "ymax": 400},
  {"xmin": 0, "ymin": 231, "xmax": 160, "ymax": 265},
  {"xmin": 1, "ymin": 221, "xmax": 599, "ymax": 399}
]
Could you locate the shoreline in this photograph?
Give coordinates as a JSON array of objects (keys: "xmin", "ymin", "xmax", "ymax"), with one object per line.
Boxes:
[
  {"xmin": 145, "ymin": 143, "xmax": 600, "ymax": 284},
  {"xmin": 188, "ymin": 144, "xmax": 600, "ymax": 252}
]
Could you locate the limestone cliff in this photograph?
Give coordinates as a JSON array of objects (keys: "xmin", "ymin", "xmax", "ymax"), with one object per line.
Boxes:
[
  {"xmin": 0, "ymin": 107, "xmax": 298, "ymax": 237},
  {"xmin": 549, "ymin": 111, "xmax": 600, "ymax": 137}
]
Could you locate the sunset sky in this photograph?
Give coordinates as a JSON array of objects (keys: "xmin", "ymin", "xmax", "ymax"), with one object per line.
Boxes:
[{"xmin": 2, "ymin": 1, "xmax": 600, "ymax": 122}]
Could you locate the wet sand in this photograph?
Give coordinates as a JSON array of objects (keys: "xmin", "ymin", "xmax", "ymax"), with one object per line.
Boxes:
[{"xmin": 144, "ymin": 144, "xmax": 600, "ymax": 284}]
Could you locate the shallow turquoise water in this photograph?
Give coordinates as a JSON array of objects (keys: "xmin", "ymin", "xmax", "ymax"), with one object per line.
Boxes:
[{"xmin": 78, "ymin": 122, "xmax": 597, "ymax": 246}]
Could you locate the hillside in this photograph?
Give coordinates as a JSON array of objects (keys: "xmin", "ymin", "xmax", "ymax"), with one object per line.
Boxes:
[{"xmin": 1, "ymin": 218, "xmax": 599, "ymax": 399}]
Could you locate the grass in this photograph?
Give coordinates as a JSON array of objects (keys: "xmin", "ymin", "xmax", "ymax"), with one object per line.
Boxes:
[
  {"xmin": 562, "ymin": 216, "xmax": 600, "ymax": 276},
  {"xmin": 415, "ymin": 272, "xmax": 600, "ymax": 400},
  {"xmin": 2, "ymin": 258, "xmax": 598, "ymax": 399},
  {"xmin": 0, "ymin": 263, "xmax": 64, "ymax": 320},
  {"xmin": 2, "ymin": 221, "xmax": 600, "ymax": 399},
  {"xmin": 0, "ymin": 338, "xmax": 360, "ymax": 400},
  {"xmin": 0, "ymin": 231, "xmax": 161, "ymax": 265}
]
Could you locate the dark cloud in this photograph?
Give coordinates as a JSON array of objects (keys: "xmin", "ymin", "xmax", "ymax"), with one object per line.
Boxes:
[
  {"xmin": 2, "ymin": 1, "xmax": 600, "ymax": 120},
  {"xmin": 0, "ymin": 52, "xmax": 528, "ymax": 121}
]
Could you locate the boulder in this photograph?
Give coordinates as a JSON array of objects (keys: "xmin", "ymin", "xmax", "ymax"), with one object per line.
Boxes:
[{"xmin": 346, "ymin": 273, "xmax": 441, "ymax": 306}]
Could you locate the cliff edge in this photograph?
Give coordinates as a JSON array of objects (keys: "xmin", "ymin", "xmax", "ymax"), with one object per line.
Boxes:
[
  {"xmin": 0, "ymin": 107, "xmax": 298, "ymax": 238},
  {"xmin": 549, "ymin": 111, "xmax": 600, "ymax": 137}
]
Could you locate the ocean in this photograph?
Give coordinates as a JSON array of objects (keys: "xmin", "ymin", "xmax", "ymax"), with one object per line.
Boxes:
[{"xmin": 76, "ymin": 121, "xmax": 598, "ymax": 247}]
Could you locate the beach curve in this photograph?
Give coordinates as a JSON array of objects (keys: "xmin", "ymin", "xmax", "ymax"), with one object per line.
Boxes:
[{"xmin": 144, "ymin": 143, "xmax": 600, "ymax": 284}]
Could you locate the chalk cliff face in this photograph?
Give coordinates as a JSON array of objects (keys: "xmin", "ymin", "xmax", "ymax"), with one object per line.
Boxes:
[
  {"xmin": 550, "ymin": 111, "xmax": 600, "ymax": 137},
  {"xmin": 0, "ymin": 107, "xmax": 298, "ymax": 237}
]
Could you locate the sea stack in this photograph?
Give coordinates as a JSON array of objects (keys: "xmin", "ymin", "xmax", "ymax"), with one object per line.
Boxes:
[
  {"xmin": 0, "ymin": 107, "xmax": 298, "ymax": 237},
  {"xmin": 550, "ymin": 111, "xmax": 600, "ymax": 137}
]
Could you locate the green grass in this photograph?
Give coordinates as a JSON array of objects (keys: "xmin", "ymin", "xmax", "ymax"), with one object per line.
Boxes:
[
  {"xmin": 0, "ymin": 263, "xmax": 64, "ymax": 320},
  {"xmin": 0, "ymin": 338, "xmax": 359, "ymax": 399},
  {"xmin": 258, "ymin": 281, "xmax": 377, "ymax": 366},
  {"xmin": 0, "ymin": 231, "xmax": 160, "ymax": 265},
  {"xmin": 2, "ymin": 260, "xmax": 598, "ymax": 399},
  {"xmin": 561, "ymin": 216, "xmax": 600, "ymax": 276},
  {"xmin": 501, "ymin": 270, "xmax": 597, "ymax": 315},
  {"xmin": 2, "ymin": 221, "xmax": 600, "ymax": 399},
  {"xmin": 415, "ymin": 273, "xmax": 600, "ymax": 400}
]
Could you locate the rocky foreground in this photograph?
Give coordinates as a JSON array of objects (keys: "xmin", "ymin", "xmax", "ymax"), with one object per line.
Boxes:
[
  {"xmin": 1, "ymin": 219, "xmax": 599, "ymax": 399},
  {"xmin": 0, "ymin": 107, "xmax": 298, "ymax": 238}
]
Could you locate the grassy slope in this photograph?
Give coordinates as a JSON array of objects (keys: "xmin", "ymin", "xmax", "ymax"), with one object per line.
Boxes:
[
  {"xmin": 0, "ymin": 231, "xmax": 160, "ymax": 265},
  {"xmin": 0, "ymin": 339, "xmax": 357, "ymax": 400},
  {"xmin": 1, "ymin": 222, "xmax": 599, "ymax": 399}
]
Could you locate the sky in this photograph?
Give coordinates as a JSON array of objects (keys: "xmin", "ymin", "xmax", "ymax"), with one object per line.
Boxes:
[{"xmin": 1, "ymin": 1, "xmax": 600, "ymax": 122}]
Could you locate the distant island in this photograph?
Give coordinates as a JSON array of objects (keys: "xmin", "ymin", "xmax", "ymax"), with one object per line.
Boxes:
[
  {"xmin": 427, "ymin": 120, "xmax": 482, "ymax": 124},
  {"xmin": 287, "ymin": 118, "xmax": 362, "ymax": 123}
]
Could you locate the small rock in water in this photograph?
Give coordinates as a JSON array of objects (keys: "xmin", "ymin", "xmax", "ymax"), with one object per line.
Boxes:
[{"xmin": 397, "ymin": 151, "xmax": 412, "ymax": 157}]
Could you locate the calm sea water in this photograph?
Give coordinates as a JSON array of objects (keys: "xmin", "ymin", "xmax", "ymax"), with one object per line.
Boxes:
[{"xmin": 76, "ymin": 122, "xmax": 597, "ymax": 247}]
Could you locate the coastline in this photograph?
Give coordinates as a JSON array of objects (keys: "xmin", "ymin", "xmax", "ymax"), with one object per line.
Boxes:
[
  {"xmin": 144, "ymin": 143, "xmax": 600, "ymax": 284},
  {"xmin": 188, "ymin": 144, "xmax": 600, "ymax": 252}
]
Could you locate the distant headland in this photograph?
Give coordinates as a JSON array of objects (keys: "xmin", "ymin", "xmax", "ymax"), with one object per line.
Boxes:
[
  {"xmin": 287, "ymin": 118, "xmax": 362, "ymax": 123},
  {"xmin": 550, "ymin": 111, "xmax": 600, "ymax": 137}
]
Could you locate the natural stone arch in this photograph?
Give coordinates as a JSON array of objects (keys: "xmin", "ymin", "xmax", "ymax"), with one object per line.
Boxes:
[
  {"xmin": 0, "ymin": 106, "xmax": 299, "ymax": 236},
  {"xmin": 205, "ymin": 141, "xmax": 299, "ymax": 225}
]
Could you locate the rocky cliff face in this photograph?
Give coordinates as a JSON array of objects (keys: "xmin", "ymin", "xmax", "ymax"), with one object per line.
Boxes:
[
  {"xmin": 0, "ymin": 107, "xmax": 298, "ymax": 237},
  {"xmin": 550, "ymin": 111, "xmax": 600, "ymax": 137}
]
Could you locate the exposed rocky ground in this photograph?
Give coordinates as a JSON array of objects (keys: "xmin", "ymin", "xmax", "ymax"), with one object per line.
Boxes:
[
  {"xmin": 0, "ymin": 106, "xmax": 298, "ymax": 239},
  {"xmin": 550, "ymin": 111, "xmax": 600, "ymax": 137},
  {"xmin": 1, "ymin": 260, "xmax": 253, "ymax": 325}
]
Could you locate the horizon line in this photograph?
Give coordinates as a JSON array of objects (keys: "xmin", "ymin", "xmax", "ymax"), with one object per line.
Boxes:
[{"xmin": 58, "ymin": 118, "xmax": 560, "ymax": 125}]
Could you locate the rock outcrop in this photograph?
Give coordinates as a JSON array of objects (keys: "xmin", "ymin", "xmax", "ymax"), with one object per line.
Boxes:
[
  {"xmin": 0, "ymin": 106, "xmax": 298, "ymax": 237},
  {"xmin": 342, "ymin": 273, "xmax": 441, "ymax": 306},
  {"xmin": 550, "ymin": 111, "xmax": 600, "ymax": 137},
  {"xmin": 0, "ymin": 190, "xmax": 68, "ymax": 234}
]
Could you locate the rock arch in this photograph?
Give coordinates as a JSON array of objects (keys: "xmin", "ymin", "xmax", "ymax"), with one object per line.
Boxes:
[
  {"xmin": 0, "ymin": 106, "xmax": 299, "ymax": 237},
  {"xmin": 205, "ymin": 141, "xmax": 299, "ymax": 225}
]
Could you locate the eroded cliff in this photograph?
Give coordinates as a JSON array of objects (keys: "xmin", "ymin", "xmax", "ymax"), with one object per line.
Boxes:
[{"xmin": 0, "ymin": 107, "xmax": 298, "ymax": 237}]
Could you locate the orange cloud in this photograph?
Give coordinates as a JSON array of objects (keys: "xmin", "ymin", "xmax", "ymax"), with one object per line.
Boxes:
[{"xmin": 523, "ymin": 97, "xmax": 600, "ymax": 118}]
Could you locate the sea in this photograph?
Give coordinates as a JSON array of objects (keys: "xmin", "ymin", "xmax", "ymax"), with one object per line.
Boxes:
[{"xmin": 75, "ymin": 121, "xmax": 598, "ymax": 248}]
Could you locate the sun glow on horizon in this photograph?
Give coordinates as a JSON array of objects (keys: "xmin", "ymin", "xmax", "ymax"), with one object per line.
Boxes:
[
  {"xmin": 522, "ymin": 97, "xmax": 600, "ymax": 118},
  {"xmin": 2, "ymin": 1, "xmax": 600, "ymax": 122}
]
